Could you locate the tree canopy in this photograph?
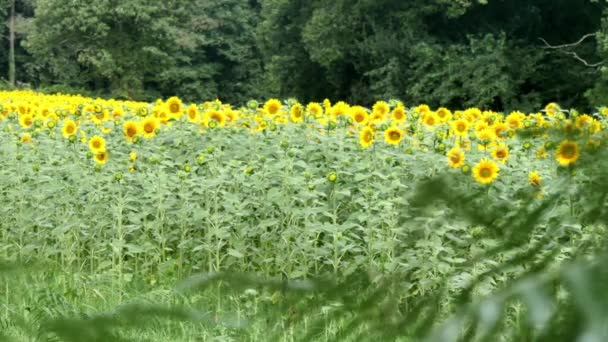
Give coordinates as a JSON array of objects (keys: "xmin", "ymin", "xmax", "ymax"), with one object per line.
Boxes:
[{"xmin": 1, "ymin": 0, "xmax": 608, "ymax": 110}]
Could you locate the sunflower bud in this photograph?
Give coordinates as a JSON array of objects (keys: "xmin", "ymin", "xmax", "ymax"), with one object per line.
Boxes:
[
  {"xmin": 247, "ymin": 100, "xmax": 259, "ymax": 110},
  {"xmin": 196, "ymin": 154, "xmax": 205, "ymax": 166},
  {"xmin": 327, "ymin": 172, "xmax": 338, "ymax": 183}
]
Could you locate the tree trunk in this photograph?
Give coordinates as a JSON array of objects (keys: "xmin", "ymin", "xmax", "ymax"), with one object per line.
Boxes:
[{"xmin": 8, "ymin": 0, "xmax": 16, "ymax": 87}]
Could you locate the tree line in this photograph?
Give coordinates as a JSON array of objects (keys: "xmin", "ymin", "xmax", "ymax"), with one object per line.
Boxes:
[{"xmin": 1, "ymin": 0, "xmax": 608, "ymax": 111}]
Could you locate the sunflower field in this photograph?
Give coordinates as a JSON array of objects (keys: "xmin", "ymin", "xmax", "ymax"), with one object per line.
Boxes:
[{"xmin": 2, "ymin": 90, "xmax": 608, "ymax": 341}]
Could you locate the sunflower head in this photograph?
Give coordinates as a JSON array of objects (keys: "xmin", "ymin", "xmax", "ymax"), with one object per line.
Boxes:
[
  {"xmin": 141, "ymin": 117, "xmax": 159, "ymax": 138},
  {"xmin": 391, "ymin": 106, "xmax": 406, "ymax": 122},
  {"xmin": 446, "ymin": 147, "xmax": 465, "ymax": 169},
  {"xmin": 372, "ymin": 101, "xmax": 390, "ymax": 117},
  {"xmin": 94, "ymin": 151, "xmax": 108, "ymax": 165},
  {"xmin": 264, "ymin": 99, "xmax": 282, "ymax": 116},
  {"xmin": 290, "ymin": 103, "xmax": 304, "ymax": 123},
  {"xmin": 452, "ymin": 119, "xmax": 469, "ymax": 137},
  {"xmin": 359, "ymin": 126, "xmax": 375, "ymax": 148},
  {"xmin": 123, "ymin": 121, "xmax": 139, "ymax": 141},
  {"xmin": 166, "ymin": 96, "xmax": 183, "ymax": 115},
  {"xmin": 491, "ymin": 144, "xmax": 510, "ymax": 163},
  {"xmin": 529, "ymin": 171, "xmax": 542, "ymax": 187},
  {"xmin": 88, "ymin": 135, "xmax": 106, "ymax": 153},
  {"xmin": 351, "ymin": 106, "xmax": 369, "ymax": 125},
  {"xmin": 556, "ymin": 140, "xmax": 580, "ymax": 166},
  {"xmin": 472, "ymin": 158, "xmax": 499, "ymax": 185},
  {"xmin": 61, "ymin": 120, "xmax": 78, "ymax": 138},
  {"xmin": 384, "ymin": 127, "xmax": 404, "ymax": 145}
]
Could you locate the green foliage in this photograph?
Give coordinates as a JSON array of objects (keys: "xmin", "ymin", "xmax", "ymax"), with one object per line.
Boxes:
[
  {"xmin": 2, "ymin": 100, "xmax": 608, "ymax": 339},
  {"xmin": 23, "ymin": 0, "xmax": 263, "ymax": 102}
]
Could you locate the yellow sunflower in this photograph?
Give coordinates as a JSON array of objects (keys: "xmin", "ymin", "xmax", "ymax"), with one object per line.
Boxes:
[
  {"xmin": 391, "ymin": 105, "xmax": 407, "ymax": 122},
  {"xmin": 94, "ymin": 151, "xmax": 108, "ymax": 165},
  {"xmin": 166, "ymin": 96, "xmax": 183, "ymax": 116},
  {"xmin": 264, "ymin": 99, "xmax": 282, "ymax": 115},
  {"xmin": 290, "ymin": 103, "xmax": 304, "ymax": 123},
  {"xmin": 491, "ymin": 144, "xmax": 509, "ymax": 163},
  {"xmin": 206, "ymin": 110, "xmax": 226, "ymax": 127},
  {"xmin": 529, "ymin": 171, "xmax": 541, "ymax": 187},
  {"xmin": 306, "ymin": 102, "xmax": 323, "ymax": 117},
  {"xmin": 446, "ymin": 147, "xmax": 465, "ymax": 168},
  {"xmin": 140, "ymin": 117, "xmax": 159, "ymax": 138},
  {"xmin": 472, "ymin": 158, "xmax": 499, "ymax": 185},
  {"xmin": 436, "ymin": 107, "xmax": 452, "ymax": 122},
  {"xmin": 451, "ymin": 119, "xmax": 469, "ymax": 137},
  {"xmin": 123, "ymin": 121, "xmax": 139, "ymax": 141},
  {"xmin": 61, "ymin": 119, "xmax": 78, "ymax": 138},
  {"xmin": 88, "ymin": 135, "xmax": 106, "ymax": 153},
  {"xmin": 422, "ymin": 112, "xmax": 440, "ymax": 127},
  {"xmin": 359, "ymin": 126, "xmax": 375, "ymax": 148},
  {"xmin": 555, "ymin": 140, "xmax": 580, "ymax": 166},
  {"xmin": 384, "ymin": 127, "xmax": 404, "ymax": 145},
  {"xmin": 372, "ymin": 101, "xmax": 390, "ymax": 117},
  {"xmin": 351, "ymin": 106, "xmax": 369, "ymax": 125},
  {"xmin": 20, "ymin": 133, "xmax": 32, "ymax": 144},
  {"xmin": 186, "ymin": 104, "xmax": 199, "ymax": 123},
  {"xmin": 18, "ymin": 114, "xmax": 33, "ymax": 128}
]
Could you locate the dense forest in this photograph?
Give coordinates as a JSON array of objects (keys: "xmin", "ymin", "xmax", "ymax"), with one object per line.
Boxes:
[{"xmin": 0, "ymin": 0, "xmax": 607, "ymax": 110}]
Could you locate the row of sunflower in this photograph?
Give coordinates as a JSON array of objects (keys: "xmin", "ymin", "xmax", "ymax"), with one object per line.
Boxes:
[{"xmin": 0, "ymin": 91, "xmax": 604, "ymax": 188}]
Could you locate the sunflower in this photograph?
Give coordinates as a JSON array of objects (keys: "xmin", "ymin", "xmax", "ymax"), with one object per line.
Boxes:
[
  {"xmin": 451, "ymin": 119, "xmax": 469, "ymax": 137},
  {"xmin": 472, "ymin": 158, "xmax": 499, "ymax": 185},
  {"xmin": 506, "ymin": 111, "xmax": 524, "ymax": 130},
  {"xmin": 436, "ymin": 107, "xmax": 452, "ymax": 122},
  {"xmin": 384, "ymin": 127, "xmax": 404, "ymax": 145},
  {"xmin": 422, "ymin": 112, "xmax": 439, "ymax": 127},
  {"xmin": 330, "ymin": 101, "xmax": 350, "ymax": 117},
  {"xmin": 140, "ymin": 117, "xmax": 158, "ymax": 138},
  {"xmin": 91, "ymin": 110, "xmax": 109, "ymax": 125},
  {"xmin": 88, "ymin": 135, "xmax": 106, "ymax": 153},
  {"xmin": 186, "ymin": 104, "xmax": 199, "ymax": 123},
  {"xmin": 372, "ymin": 101, "xmax": 390, "ymax": 117},
  {"xmin": 529, "ymin": 171, "xmax": 541, "ymax": 187},
  {"xmin": 555, "ymin": 140, "xmax": 580, "ymax": 166},
  {"xmin": 264, "ymin": 99, "xmax": 282, "ymax": 115},
  {"xmin": 491, "ymin": 144, "xmax": 509, "ymax": 163},
  {"xmin": 446, "ymin": 147, "xmax": 465, "ymax": 168},
  {"xmin": 130, "ymin": 151, "xmax": 137, "ymax": 162},
  {"xmin": 20, "ymin": 133, "xmax": 32, "ymax": 144},
  {"xmin": 391, "ymin": 105, "xmax": 407, "ymax": 122},
  {"xmin": 575, "ymin": 114, "xmax": 593, "ymax": 130},
  {"xmin": 224, "ymin": 110, "xmax": 238, "ymax": 124},
  {"xmin": 166, "ymin": 96, "xmax": 183, "ymax": 116},
  {"xmin": 306, "ymin": 102, "xmax": 323, "ymax": 117},
  {"xmin": 359, "ymin": 126, "xmax": 375, "ymax": 148},
  {"xmin": 18, "ymin": 114, "xmax": 33, "ymax": 128},
  {"xmin": 492, "ymin": 122, "xmax": 509, "ymax": 139},
  {"xmin": 290, "ymin": 103, "xmax": 304, "ymax": 123},
  {"xmin": 206, "ymin": 110, "xmax": 226, "ymax": 127},
  {"xmin": 112, "ymin": 107, "xmax": 125, "ymax": 118},
  {"xmin": 94, "ymin": 151, "xmax": 108, "ymax": 165},
  {"xmin": 61, "ymin": 119, "xmax": 78, "ymax": 138},
  {"xmin": 370, "ymin": 110, "xmax": 387, "ymax": 125},
  {"xmin": 123, "ymin": 121, "xmax": 139, "ymax": 141},
  {"xmin": 351, "ymin": 106, "xmax": 369, "ymax": 125}
]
